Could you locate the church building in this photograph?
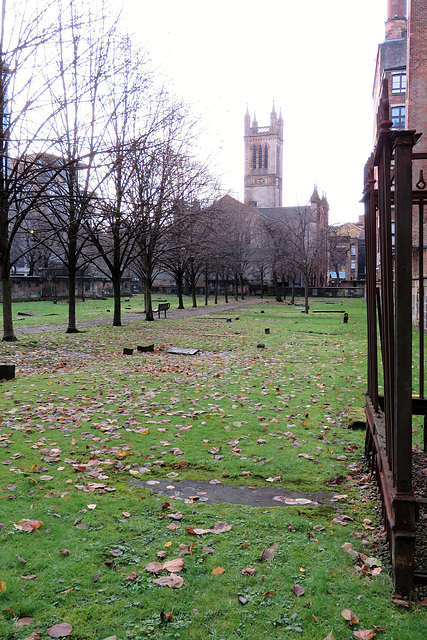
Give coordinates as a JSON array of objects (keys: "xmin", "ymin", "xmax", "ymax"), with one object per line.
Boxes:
[{"xmin": 244, "ymin": 104, "xmax": 283, "ymax": 208}]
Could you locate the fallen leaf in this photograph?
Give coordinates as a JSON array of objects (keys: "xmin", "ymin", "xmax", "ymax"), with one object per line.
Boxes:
[
  {"xmin": 162, "ymin": 558, "xmax": 184, "ymax": 573},
  {"xmin": 47, "ymin": 622, "xmax": 73, "ymax": 637},
  {"xmin": 211, "ymin": 521, "xmax": 232, "ymax": 533},
  {"xmin": 125, "ymin": 570, "xmax": 137, "ymax": 582},
  {"xmin": 13, "ymin": 617, "xmax": 33, "ymax": 626},
  {"xmin": 167, "ymin": 512, "xmax": 184, "ymax": 521},
  {"xmin": 145, "ymin": 562, "xmax": 163, "ymax": 573},
  {"xmin": 160, "ymin": 611, "xmax": 173, "ymax": 623},
  {"xmin": 341, "ymin": 609, "xmax": 360, "ymax": 625},
  {"xmin": 392, "ymin": 598, "xmax": 409, "ymax": 608},
  {"xmin": 16, "ymin": 555, "xmax": 28, "ymax": 563},
  {"xmin": 212, "ymin": 567, "xmax": 225, "ymax": 575},
  {"xmin": 260, "ymin": 543, "xmax": 279, "ymax": 562},
  {"xmin": 14, "ymin": 519, "xmax": 43, "ymax": 532},
  {"xmin": 354, "ymin": 630, "xmax": 376, "ymax": 640},
  {"xmin": 153, "ymin": 573, "xmax": 184, "ymax": 588},
  {"xmin": 291, "ymin": 584, "xmax": 305, "ymax": 597}
]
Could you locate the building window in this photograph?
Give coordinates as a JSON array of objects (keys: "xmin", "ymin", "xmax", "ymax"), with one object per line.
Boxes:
[
  {"xmin": 252, "ymin": 146, "xmax": 257, "ymax": 169},
  {"xmin": 392, "ymin": 73, "xmax": 406, "ymax": 94},
  {"xmin": 391, "ymin": 105, "xmax": 405, "ymax": 129},
  {"xmin": 258, "ymin": 146, "xmax": 262, "ymax": 169},
  {"xmin": 264, "ymin": 145, "xmax": 268, "ymax": 169}
]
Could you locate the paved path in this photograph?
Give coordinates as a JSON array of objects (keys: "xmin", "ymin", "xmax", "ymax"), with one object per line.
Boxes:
[{"xmin": 13, "ymin": 298, "xmax": 268, "ymax": 336}]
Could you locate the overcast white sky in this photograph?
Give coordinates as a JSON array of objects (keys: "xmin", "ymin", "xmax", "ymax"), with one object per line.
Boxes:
[{"xmin": 114, "ymin": 0, "xmax": 387, "ymax": 224}]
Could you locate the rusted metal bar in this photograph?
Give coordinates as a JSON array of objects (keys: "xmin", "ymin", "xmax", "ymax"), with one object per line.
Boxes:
[
  {"xmin": 393, "ymin": 129, "xmax": 416, "ymax": 495},
  {"xmin": 419, "ymin": 200, "xmax": 424, "ymax": 400},
  {"xmin": 364, "ymin": 154, "xmax": 379, "ymax": 410},
  {"xmin": 376, "ymin": 126, "xmax": 394, "ymax": 464}
]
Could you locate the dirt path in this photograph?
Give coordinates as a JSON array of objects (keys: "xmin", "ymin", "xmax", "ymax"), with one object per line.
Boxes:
[{"xmin": 13, "ymin": 298, "xmax": 268, "ymax": 336}]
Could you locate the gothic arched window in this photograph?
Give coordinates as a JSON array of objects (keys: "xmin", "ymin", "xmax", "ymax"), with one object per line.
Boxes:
[
  {"xmin": 264, "ymin": 145, "xmax": 268, "ymax": 169},
  {"xmin": 258, "ymin": 146, "xmax": 262, "ymax": 169},
  {"xmin": 252, "ymin": 146, "xmax": 257, "ymax": 169}
]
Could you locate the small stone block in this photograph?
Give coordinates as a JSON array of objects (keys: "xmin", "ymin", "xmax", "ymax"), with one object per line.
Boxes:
[
  {"xmin": 0, "ymin": 364, "xmax": 15, "ymax": 380},
  {"xmin": 123, "ymin": 348, "xmax": 133, "ymax": 355},
  {"xmin": 137, "ymin": 344, "xmax": 154, "ymax": 352}
]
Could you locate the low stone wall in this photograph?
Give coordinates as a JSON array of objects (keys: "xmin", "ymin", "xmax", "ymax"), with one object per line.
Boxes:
[{"xmin": 0, "ymin": 276, "xmax": 131, "ymax": 302}]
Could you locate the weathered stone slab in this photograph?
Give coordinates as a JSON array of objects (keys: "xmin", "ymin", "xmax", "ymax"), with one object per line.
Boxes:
[{"xmin": 167, "ymin": 347, "xmax": 199, "ymax": 356}]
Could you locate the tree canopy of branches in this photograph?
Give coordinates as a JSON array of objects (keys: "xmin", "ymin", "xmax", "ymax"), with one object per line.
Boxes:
[{"xmin": 0, "ymin": 0, "xmax": 63, "ymax": 341}]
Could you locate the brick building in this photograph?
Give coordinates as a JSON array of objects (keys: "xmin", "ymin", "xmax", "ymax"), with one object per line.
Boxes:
[{"xmin": 372, "ymin": 0, "xmax": 427, "ymax": 285}]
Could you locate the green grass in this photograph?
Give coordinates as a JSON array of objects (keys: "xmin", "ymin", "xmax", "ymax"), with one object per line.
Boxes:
[{"xmin": 0, "ymin": 298, "xmax": 426, "ymax": 639}]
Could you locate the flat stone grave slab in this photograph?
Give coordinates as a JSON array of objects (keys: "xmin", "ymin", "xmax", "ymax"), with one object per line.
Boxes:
[
  {"xmin": 131, "ymin": 478, "xmax": 337, "ymax": 507},
  {"xmin": 167, "ymin": 347, "xmax": 199, "ymax": 356}
]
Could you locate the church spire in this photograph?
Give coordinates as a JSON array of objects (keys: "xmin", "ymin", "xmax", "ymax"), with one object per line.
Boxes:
[
  {"xmin": 252, "ymin": 111, "xmax": 258, "ymax": 133},
  {"xmin": 244, "ymin": 105, "xmax": 250, "ymax": 135},
  {"xmin": 270, "ymin": 101, "xmax": 277, "ymax": 132}
]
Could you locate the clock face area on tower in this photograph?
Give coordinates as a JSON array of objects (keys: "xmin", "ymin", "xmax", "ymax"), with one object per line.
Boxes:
[{"xmin": 244, "ymin": 105, "xmax": 283, "ymax": 208}]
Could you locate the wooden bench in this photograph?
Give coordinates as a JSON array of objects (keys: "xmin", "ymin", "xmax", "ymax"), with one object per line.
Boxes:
[{"xmin": 153, "ymin": 302, "xmax": 170, "ymax": 318}]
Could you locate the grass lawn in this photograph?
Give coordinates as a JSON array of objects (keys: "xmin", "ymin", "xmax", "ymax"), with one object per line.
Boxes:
[{"xmin": 0, "ymin": 297, "xmax": 426, "ymax": 639}]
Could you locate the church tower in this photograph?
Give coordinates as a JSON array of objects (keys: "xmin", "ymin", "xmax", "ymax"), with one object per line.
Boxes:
[{"xmin": 244, "ymin": 104, "xmax": 283, "ymax": 207}]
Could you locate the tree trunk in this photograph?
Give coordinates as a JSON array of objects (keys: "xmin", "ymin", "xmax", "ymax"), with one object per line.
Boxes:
[
  {"xmin": 304, "ymin": 274, "xmax": 309, "ymax": 314},
  {"xmin": 334, "ymin": 263, "xmax": 341, "ymax": 287},
  {"xmin": 191, "ymin": 279, "xmax": 197, "ymax": 308},
  {"xmin": 204, "ymin": 264, "xmax": 209, "ymax": 306},
  {"xmin": 66, "ymin": 267, "xmax": 79, "ymax": 333},
  {"xmin": 176, "ymin": 268, "xmax": 184, "ymax": 309},
  {"xmin": 112, "ymin": 274, "xmax": 122, "ymax": 326},
  {"xmin": 273, "ymin": 270, "xmax": 282, "ymax": 302},
  {"xmin": 282, "ymin": 273, "xmax": 286, "ymax": 300},
  {"xmin": 291, "ymin": 278, "xmax": 296, "ymax": 305},
  {"xmin": 1, "ymin": 269, "xmax": 16, "ymax": 342}
]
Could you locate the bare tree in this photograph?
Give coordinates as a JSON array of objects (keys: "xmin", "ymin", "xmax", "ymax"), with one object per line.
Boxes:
[
  {"xmin": 36, "ymin": 0, "xmax": 120, "ymax": 333},
  {"xmin": 281, "ymin": 205, "xmax": 328, "ymax": 313},
  {"xmin": 81, "ymin": 36, "xmax": 156, "ymax": 327},
  {"xmin": 0, "ymin": 0, "xmax": 66, "ymax": 340},
  {"xmin": 129, "ymin": 112, "xmax": 213, "ymax": 320}
]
